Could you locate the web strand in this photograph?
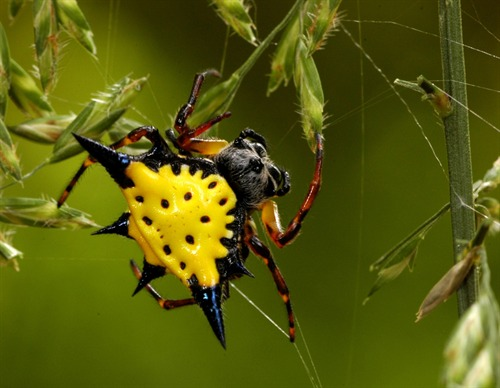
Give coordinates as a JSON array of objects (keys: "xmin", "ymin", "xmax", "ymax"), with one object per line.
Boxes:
[{"xmin": 230, "ymin": 283, "xmax": 323, "ymax": 388}]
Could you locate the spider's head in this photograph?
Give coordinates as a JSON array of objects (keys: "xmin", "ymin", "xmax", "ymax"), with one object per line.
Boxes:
[{"xmin": 214, "ymin": 129, "xmax": 290, "ymax": 209}]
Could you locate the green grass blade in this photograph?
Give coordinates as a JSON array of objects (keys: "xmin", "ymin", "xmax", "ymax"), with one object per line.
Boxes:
[{"xmin": 50, "ymin": 76, "xmax": 147, "ymax": 162}]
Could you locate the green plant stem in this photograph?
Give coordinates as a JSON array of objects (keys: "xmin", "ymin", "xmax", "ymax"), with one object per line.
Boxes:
[
  {"xmin": 438, "ymin": 0, "xmax": 477, "ymax": 316},
  {"xmin": 224, "ymin": 0, "xmax": 304, "ymax": 103}
]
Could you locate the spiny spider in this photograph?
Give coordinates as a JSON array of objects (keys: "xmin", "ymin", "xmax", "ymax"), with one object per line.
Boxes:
[{"xmin": 57, "ymin": 70, "xmax": 323, "ymax": 348}]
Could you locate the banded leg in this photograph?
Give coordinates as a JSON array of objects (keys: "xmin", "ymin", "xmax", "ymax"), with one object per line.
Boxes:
[
  {"xmin": 130, "ymin": 260, "xmax": 196, "ymax": 310},
  {"xmin": 244, "ymin": 223, "xmax": 295, "ymax": 342},
  {"xmin": 57, "ymin": 126, "xmax": 164, "ymax": 207},
  {"xmin": 261, "ymin": 132, "xmax": 324, "ymax": 248},
  {"xmin": 173, "ymin": 70, "xmax": 231, "ymax": 154}
]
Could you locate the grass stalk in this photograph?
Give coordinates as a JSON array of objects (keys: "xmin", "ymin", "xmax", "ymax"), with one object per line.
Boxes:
[{"xmin": 438, "ymin": 0, "xmax": 478, "ymax": 315}]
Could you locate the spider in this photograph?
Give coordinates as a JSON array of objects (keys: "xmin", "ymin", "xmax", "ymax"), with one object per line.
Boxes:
[{"xmin": 57, "ymin": 70, "xmax": 323, "ymax": 348}]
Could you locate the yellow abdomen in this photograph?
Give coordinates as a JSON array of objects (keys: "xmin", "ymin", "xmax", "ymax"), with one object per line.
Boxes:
[{"xmin": 122, "ymin": 162, "xmax": 237, "ymax": 287}]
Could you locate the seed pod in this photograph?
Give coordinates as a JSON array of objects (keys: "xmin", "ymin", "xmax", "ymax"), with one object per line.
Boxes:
[
  {"xmin": 54, "ymin": 0, "xmax": 97, "ymax": 56},
  {"xmin": 8, "ymin": 114, "xmax": 76, "ymax": 144},
  {"xmin": 33, "ymin": 0, "xmax": 59, "ymax": 93},
  {"xmin": 8, "ymin": 59, "xmax": 54, "ymax": 117},
  {"xmin": 416, "ymin": 246, "xmax": 478, "ymax": 322},
  {"xmin": 443, "ymin": 289, "xmax": 500, "ymax": 386},
  {"xmin": 267, "ymin": 12, "xmax": 300, "ymax": 95},
  {"xmin": 304, "ymin": 0, "xmax": 341, "ymax": 55},
  {"xmin": 212, "ymin": 0, "xmax": 257, "ymax": 46},
  {"xmin": 294, "ymin": 39, "xmax": 324, "ymax": 152},
  {"xmin": 418, "ymin": 76, "xmax": 452, "ymax": 118},
  {"xmin": 0, "ymin": 197, "xmax": 98, "ymax": 229},
  {"xmin": 0, "ymin": 119, "xmax": 22, "ymax": 181}
]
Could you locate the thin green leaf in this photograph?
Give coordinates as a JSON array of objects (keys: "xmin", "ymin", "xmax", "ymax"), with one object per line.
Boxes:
[
  {"xmin": 364, "ymin": 238, "xmax": 419, "ymax": 304},
  {"xmin": 0, "ymin": 22, "xmax": 10, "ymax": 119},
  {"xmin": 52, "ymin": 100, "xmax": 95, "ymax": 155},
  {"xmin": 365, "ymin": 204, "xmax": 450, "ymax": 302},
  {"xmin": 54, "ymin": 0, "xmax": 97, "ymax": 55},
  {"xmin": 0, "ymin": 197, "xmax": 98, "ymax": 229},
  {"xmin": 9, "ymin": 59, "xmax": 54, "ymax": 117},
  {"xmin": 51, "ymin": 108, "xmax": 125, "ymax": 163},
  {"xmin": 370, "ymin": 204, "xmax": 449, "ymax": 272},
  {"xmin": 50, "ymin": 76, "xmax": 147, "ymax": 162}
]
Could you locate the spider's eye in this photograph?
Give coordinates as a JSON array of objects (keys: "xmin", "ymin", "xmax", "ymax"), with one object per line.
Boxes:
[
  {"xmin": 268, "ymin": 165, "xmax": 282, "ymax": 182},
  {"xmin": 252, "ymin": 142, "xmax": 267, "ymax": 157},
  {"xmin": 265, "ymin": 164, "xmax": 290, "ymax": 197},
  {"xmin": 249, "ymin": 158, "xmax": 264, "ymax": 173},
  {"xmin": 265, "ymin": 165, "xmax": 282, "ymax": 196}
]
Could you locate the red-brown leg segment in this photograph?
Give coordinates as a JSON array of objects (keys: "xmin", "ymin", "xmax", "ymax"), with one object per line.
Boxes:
[
  {"xmin": 244, "ymin": 223, "xmax": 295, "ymax": 342},
  {"xmin": 56, "ymin": 156, "xmax": 96, "ymax": 207},
  {"xmin": 173, "ymin": 71, "xmax": 232, "ymax": 153},
  {"xmin": 130, "ymin": 260, "xmax": 196, "ymax": 310},
  {"xmin": 261, "ymin": 132, "xmax": 324, "ymax": 248},
  {"xmin": 57, "ymin": 126, "xmax": 164, "ymax": 207}
]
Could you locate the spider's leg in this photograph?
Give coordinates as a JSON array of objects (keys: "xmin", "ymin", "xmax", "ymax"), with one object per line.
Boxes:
[
  {"xmin": 173, "ymin": 71, "xmax": 231, "ymax": 154},
  {"xmin": 57, "ymin": 126, "xmax": 165, "ymax": 207},
  {"xmin": 174, "ymin": 70, "xmax": 219, "ymax": 132},
  {"xmin": 57, "ymin": 155, "xmax": 96, "ymax": 207},
  {"xmin": 244, "ymin": 223, "xmax": 295, "ymax": 342},
  {"xmin": 261, "ymin": 132, "xmax": 324, "ymax": 248},
  {"xmin": 130, "ymin": 259, "xmax": 196, "ymax": 310},
  {"xmin": 131, "ymin": 259, "xmax": 226, "ymax": 346}
]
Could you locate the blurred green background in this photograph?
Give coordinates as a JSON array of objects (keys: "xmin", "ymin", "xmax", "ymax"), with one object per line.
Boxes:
[{"xmin": 1, "ymin": 1, "xmax": 499, "ymax": 387}]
